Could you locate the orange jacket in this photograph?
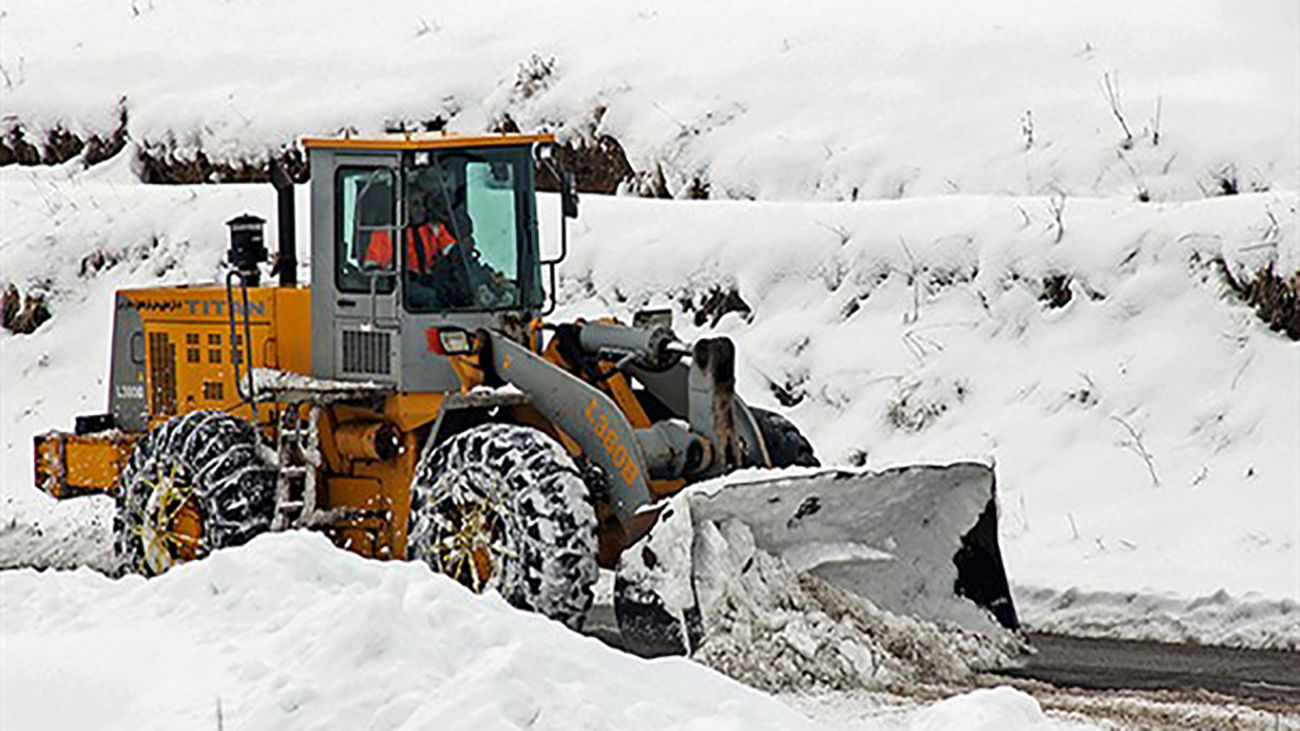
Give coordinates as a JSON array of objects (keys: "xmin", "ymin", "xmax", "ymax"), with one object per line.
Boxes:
[{"xmin": 364, "ymin": 223, "xmax": 459, "ymax": 272}]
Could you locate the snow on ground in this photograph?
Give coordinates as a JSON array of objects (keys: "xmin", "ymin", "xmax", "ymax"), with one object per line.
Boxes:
[
  {"xmin": 0, "ymin": 531, "xmax": 1083, "ymax": 731},
  {"xmin": 1, "ymin": 0, "xmax": 1296, "ymax": 201},
  {"xmin": 0, "ymin": 1, "xmax": 1298, "ymax": 726},
  {"xmin": 1016, "ymin": 585, "xmax": 1300, "ymax": 650},
  {"xmin": 2, "ymin": 160, "xmax": 1296, "ymax": 649},
  {"xmin": 1, "ymin": 11, "xmax": 1298, "ymax": 731}
]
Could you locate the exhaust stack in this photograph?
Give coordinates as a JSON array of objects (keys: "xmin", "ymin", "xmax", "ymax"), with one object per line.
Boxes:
[{"xmin": 269, "ymin": 160, "xmax": 297, "ymax": 287}]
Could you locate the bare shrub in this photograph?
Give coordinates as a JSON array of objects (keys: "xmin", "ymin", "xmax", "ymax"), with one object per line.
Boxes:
[
  {"xmin": 885, "ymin": 379, "xmax": 967, "ymax": 432},
  {"xmin": 1020, "ymin": 110, "xmax": 1035, "ymax": 150},
  {"xmin": 1, "ymin": 284, "xmax": 52, "ymax": 334},
  {"xmin": 1047, "ymin": 189, "xmax": 1067, "ymax": 242},
  {"xmin": 1040, "ymin": 273, "xmax": 1073, "ymax": 309},
  {"xmin": 1227, "ymin": 263, "xmax": 1300, "ymax": 340},
  {"xmin": 1111, "ymin": 415, "xmax": 1159, "ymax": 486},
  {"xmin": 680, "ymin": 286, "xmax": 753, "ymax": 328},
  {"xmin": 1212, "ymin": 164, "xmax": 1240, "ymax": 196},
  {"xmin": 514, "ymin": 54, "xmax": 556, "ymax": 100}
]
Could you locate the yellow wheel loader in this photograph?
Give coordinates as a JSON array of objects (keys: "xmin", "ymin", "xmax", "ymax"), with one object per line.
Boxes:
[{"xmin": 33, "ymin": 132, "xmax": 1016, "ymax": 646}]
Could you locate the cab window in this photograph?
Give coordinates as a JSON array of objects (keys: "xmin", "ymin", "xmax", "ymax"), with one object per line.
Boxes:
[
  {"xmin": 335, "ymin": 167, "xmax": 397, "ymax": 294},
  {"xmin": 403, "ymin": 149, "xmax": 540, "ymax": 313}
]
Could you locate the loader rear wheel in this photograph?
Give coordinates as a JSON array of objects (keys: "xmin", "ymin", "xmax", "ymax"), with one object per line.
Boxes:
[
  {"xmin": 751, "ymin": 407, "xmax": 819, "ymax": 468},
  {"xmin": 408, "ymin": 423, "xmax": 598, "ymax": 629},
  {"xmin": 114, "ymin": 410, "xmax": 277, "ymax": 576}
]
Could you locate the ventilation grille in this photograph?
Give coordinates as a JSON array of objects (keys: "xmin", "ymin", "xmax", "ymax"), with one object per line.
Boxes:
[
  {"xmin": 147, "ymin": 331, "xmax": 177, "ymax": 415},
  {"xmin": 203, "ymin": 381, "xmax": 224, "ymax": 401},
  {"xmin": 341, "ymin": 330, "xmax": 392, "ymax": 375}
]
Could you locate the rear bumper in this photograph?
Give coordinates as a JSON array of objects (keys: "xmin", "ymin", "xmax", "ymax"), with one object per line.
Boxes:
[{"xmin": 33, "ymin": 429, "xmax": 137, "ymax": 499}]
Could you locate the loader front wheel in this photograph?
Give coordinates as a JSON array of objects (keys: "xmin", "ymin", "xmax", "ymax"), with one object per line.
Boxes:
[
  {"xmin": 408, "ymin": 423, "xmax": 598, "ymax": 629},
  {"xmin": 114, "ymin": 410, "xmax": 277, "ymax": 576},
  {"xmin": 751, "ymin": 407, "xmax": 819, "ymax": 468}
]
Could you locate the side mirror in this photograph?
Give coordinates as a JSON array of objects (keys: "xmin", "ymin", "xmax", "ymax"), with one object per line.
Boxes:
[{"xmin": 562, "ymin": 171, "xmax": 579, "ymax": 219}]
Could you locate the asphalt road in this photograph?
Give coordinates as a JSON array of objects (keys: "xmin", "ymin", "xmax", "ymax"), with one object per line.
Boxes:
[
  {"xmin": 996, "ymin": 633, "xmax": 1300, "ymax": 704},
  {"xmin": 588, "ymin": 603, "xmax": 1299, "ymax": 704}
]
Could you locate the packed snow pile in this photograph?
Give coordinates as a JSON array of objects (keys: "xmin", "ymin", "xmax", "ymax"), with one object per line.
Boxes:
[
  {"xmin": 1016, "ymin": 586, "xmax": 1300, "ymax": 651},
  {"xmin": 691, "ymin": 526, "xmax": 1020, "ymax": 694},
  {"xmin": 908, "ymin": 687, "xmax": 1076, "ymax": 731},
  {"xmin": 0, "ymin": 532, "xmax": 812, "ymax": 730},
  {"xmin": 0, "ymin": 495, "xmax": 114, "ymax": 572},
  {"xmin": 1, "ymin": 0, "xmax": 1295, "ymax": 201},
  {"xmin": 613, "ymin": 465, "xmax": 1024, "ymax": 691},
  {"xmin": 0, "ymin": 532, "xmax": 1071, "ymax": 731}
]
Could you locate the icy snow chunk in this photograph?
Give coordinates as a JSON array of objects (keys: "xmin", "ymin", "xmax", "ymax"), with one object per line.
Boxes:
[
  {"xmin": 690, "ymin": 519, "xmax": 1023, "ymax": 694},
  {"xmin": 909, "ymin": 686, "xmax": 1056, "ymax": 731}
]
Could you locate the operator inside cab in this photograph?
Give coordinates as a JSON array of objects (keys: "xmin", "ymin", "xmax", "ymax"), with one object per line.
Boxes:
[
  {"xmin": 339, "ymin": 151, "xmax": 535, "ymax": 312},
  {"xmin": 359, "ymin": 162, "xmax": 517, "ymax": 311},
  {"xmin": 363, "ymin": 191, "xmax": 463, "ymax": 274}
]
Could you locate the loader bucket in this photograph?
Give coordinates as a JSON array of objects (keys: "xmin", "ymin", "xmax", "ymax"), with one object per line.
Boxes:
[{"xmin": 615, "ymin": 462, "xmax": 1017, "ymax": 656}]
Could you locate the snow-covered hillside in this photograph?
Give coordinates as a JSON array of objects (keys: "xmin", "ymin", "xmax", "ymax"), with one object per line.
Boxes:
[
  {"xmin": 1, "ymin": 0, "xmax": 1296, "ymax": 200},
  {"xmin": 2, "ymin": 158, "xmax": 1296, "ymax": 647},
  {"xmin": 1, "ymin": 0, "xmax": 1298, "ymax": 726}
]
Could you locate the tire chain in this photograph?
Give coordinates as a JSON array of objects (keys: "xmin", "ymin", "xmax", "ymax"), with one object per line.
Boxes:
[
  {"xmin": 114, "ymin": 410, "xmax": 277, "ymax": 575},
  {"xmin": 410, "ymin": 423, "xmax": 598, "ymax": 628}
]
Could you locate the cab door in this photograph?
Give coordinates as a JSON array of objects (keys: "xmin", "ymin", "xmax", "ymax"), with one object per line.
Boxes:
[{"xmin": 310, "ymin": 151, "xmax": 403, "ymax": 383}]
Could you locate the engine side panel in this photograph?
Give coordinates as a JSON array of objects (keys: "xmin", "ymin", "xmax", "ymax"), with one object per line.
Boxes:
[{"xmin": 115, "ymin": 284, "xmax": 310, "ymax": 428}]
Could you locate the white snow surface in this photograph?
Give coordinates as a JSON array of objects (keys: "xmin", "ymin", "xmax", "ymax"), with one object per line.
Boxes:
[
  {"xmin": 0, "ymin": 3, "xmax": 1298, "ymax": 727},
  {"xmin": 0, "ymin": 0, "xmax": 1297, "ymax": 675},
  {"xmin": 558, "ymin": 190, "xmax": 1300, "ymax": 632},
  {"xmin": 0, "ymin": 0, "xmax": 1296, "ymax": 201},
  {"xmin": 2, "ymin": 157, "xmax": 1298, "ymax": 649},
  {"xmin": 0, "ymin": 531, "xmax": 1072, "ymax": 731}
]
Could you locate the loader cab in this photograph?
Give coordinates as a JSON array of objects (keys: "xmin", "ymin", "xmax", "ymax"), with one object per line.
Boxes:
[{"xmin": 304, "ymin": 134, "xmax": 562, "ymax": 390}]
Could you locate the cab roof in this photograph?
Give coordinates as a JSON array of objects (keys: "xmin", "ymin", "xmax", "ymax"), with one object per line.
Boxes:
[{"xmin": 300, "ymin": 131, "xmax": 555, "ymax": 152}]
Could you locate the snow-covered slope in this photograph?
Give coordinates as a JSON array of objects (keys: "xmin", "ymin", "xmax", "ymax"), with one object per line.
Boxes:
[
  {"xmin": 2, "ymin": 157, "xmax": 1296, "ymax": 647},
  {"xmin": 0, "ymin": 531, "xmax": 1083, "ymax": 730},
  {"xmin": 566, "ymin": 193, "xmax": 1299, "ymax": 648},
  {"xmin": 1, "ymin": 0, "xmax": 1297, "ymax": 683},
  {"xmin": 1, "ymin": 0, "xmax": 1298, "ymax": 726},
  {"xmin": 1, "ymin": 0, "xmax": 1295, "ymax": 200}
]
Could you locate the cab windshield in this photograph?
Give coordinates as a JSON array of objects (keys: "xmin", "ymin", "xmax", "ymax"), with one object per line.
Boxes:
[{"xmin": 400, "ymin": 147, "xmax": 541, "ymax": 313}]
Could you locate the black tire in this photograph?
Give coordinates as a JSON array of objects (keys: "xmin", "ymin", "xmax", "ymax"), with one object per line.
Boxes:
[
  {"xmin": 408, "ymin": 423, "xmax": 598, "ymax": 629},
  {"xmin": 750, "ymin": 407, "xmax": 820, "ymax": 468},
  {"xmin": 114, "ymin": 410, "xmax": 277, "ymax": 576}
]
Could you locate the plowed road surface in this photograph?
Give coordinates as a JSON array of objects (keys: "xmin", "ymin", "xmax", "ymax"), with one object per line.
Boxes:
[{"xmin": 997, "ymin": 633, "xmax": 1300, "ymax": 704}]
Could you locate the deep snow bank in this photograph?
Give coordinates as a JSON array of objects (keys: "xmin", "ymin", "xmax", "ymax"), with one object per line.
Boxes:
[
  {"xmin": 1016, "ymin": 585, "xmax": 1300, "ymax": 651},
  {"xmin": 0, "ymin": 532, "xmax": 1071, "ymax": 730},
  {"xmin": 0, "ymin": 0, "xmax": 1295, "ymax": 200},
  {"xmin": 554, "ymin": 192, "xmax": 1299, "ymax": 611},
  {"xmin": 0, "ymin": 532, "xmax": 819, "ymax": 730},
  {"xmin": 563, "ymin": 189, "xmax": 1299, "ymax": 643}
]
